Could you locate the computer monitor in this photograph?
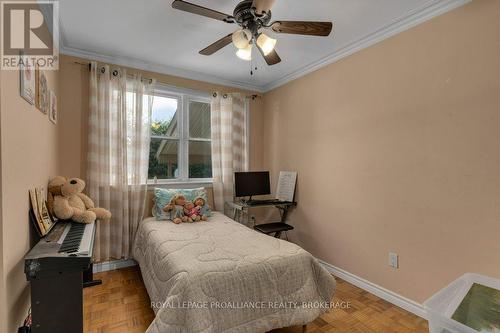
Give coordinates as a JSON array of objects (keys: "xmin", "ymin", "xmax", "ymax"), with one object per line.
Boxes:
[{"xmin": 234, "ymin": 171, "xmax": 271, "ymax": 198}]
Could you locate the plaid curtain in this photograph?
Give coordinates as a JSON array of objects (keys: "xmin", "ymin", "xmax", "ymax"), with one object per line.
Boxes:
[
  {"xmin": 211, "ymin": 93, "xmax": 248, "ymax": 210},
  {"xmin": 87, "ymin": 62, "xmax": 155, "ymax": 261}
]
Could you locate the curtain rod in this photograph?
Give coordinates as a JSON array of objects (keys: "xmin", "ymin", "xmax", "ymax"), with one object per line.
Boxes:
[
  {"xmin": 73, "ymin": 61, "xmax": 154, "ymax": 83},
  {"xmin": 213, "ymin": 92, "xmax": 260, "ymax": 100},
  {"xmin": 73, "ymin": 61, "xmax": 261, "ymax": 100}
]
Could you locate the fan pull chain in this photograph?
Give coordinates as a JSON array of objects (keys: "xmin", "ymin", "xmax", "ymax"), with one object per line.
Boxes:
[{"xmin": 250, "ymin": 55, "xmax": 258, "ymax": 76}]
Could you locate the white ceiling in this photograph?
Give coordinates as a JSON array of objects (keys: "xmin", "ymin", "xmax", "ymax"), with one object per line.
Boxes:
[{"xmin": 58, "ymin": 0, "xmax": 469, "ymax": 92}]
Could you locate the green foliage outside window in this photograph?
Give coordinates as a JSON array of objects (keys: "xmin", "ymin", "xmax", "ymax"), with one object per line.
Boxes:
[
  {"xmin": 151, "ymin": 120, "xmax": 171, "ymax": 136},
  {"xmin": 149, "ymin": 120, "xmax": 174, "ymax": 179},
  {"xmin": 189, "ymin": 164, "xmax": 212, "ymax": 178}
]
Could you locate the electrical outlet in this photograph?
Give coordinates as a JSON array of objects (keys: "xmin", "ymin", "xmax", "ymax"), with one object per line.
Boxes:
[{"xmin": 389, "ymin": 252, "xmax": 399, "ymax": 269}]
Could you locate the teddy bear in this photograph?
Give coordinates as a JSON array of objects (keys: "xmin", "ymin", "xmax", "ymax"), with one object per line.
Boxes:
[
  {"xmin": 49, "ymin": 176, "xmax": 111, "ymax": 224},
  {"xmin": 163, "ymin": 194, "xmax": 188, "ymax": 224},
  {"xmin": 193, "ymin": 196, "xmax": 210, "ymax": 221},
  {"xmin": 184, "ymin": 201, "xmax": 201, "ymax": 222},
  {"xmin": 47, "ymin": 175, "xmax": 67, "ymax": 216}
]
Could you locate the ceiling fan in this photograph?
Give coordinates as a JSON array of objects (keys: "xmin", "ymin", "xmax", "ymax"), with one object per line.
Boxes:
[{"xmin": 171, "ymin": 0, "xmax": 333, "ymax": 66}]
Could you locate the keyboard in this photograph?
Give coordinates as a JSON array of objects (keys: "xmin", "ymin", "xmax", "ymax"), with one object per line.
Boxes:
[
  {"xmin": 25, "ymin": 221, "xmax": 96, "ymax": 260},
  {"xmin": 245, "ymin": 199, "xmax": 292, "ymax": 206},
  {"xmin": 58, "ymin": 222, "xmax": 95, "ymax": 255},
  {"xmin": 24, "ymin": 220, "xmax": 98, "ymax": 333}
]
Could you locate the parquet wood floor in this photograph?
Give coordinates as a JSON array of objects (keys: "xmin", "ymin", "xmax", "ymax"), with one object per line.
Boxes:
[{"xmin": 83, "ymin": 266, "xmax": 429, "ymax": 333}]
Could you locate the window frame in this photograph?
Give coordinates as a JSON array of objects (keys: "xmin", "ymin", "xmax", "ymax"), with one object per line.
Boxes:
[{"xmin": 148, "ymin": 84, "xmax": 212, "ymax": 185}]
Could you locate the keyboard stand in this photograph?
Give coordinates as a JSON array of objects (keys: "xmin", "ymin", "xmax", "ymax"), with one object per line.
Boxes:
[
  {"xmin": 225, "ymin": 201, "xmax": 297, "ymax": 238},
  {"xmin": 82, "ymin": 263, "xmax": 102, "ymax": 288},
  {"xmin": 30, "ymin": 269, "xmax": 84, "ymax": 333},
  {"xmin": 254, "ymin": 222, "xmax": 294, "ymax": 238}
]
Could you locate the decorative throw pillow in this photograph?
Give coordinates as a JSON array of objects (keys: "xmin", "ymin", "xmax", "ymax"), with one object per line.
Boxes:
[{"xmin": 152, "ymin": 187, "xmax": 208, "ymax": 220}]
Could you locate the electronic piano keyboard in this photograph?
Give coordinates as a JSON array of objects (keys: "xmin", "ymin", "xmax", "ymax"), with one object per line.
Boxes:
[
  {"xmin": 27, "ymin": 221, "xmax": 94, "ymax": 256},
  {"xmin": 24, "ymin": 220, "xmax": 100, "ymax": 333}
]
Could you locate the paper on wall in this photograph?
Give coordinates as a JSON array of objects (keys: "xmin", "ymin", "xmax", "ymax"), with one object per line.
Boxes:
[{"xmin": 275, "ymin": 171, "xmax": 297, "ymax": 202}]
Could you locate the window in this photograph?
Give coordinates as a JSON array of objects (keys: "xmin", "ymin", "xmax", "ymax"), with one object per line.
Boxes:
[{"xmin": 148, "ymin": 86, "xmax": 212, "ymax": 183}]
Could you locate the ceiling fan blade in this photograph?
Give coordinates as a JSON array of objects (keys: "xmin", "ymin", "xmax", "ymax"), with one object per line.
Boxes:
[
  {"xmin": 172, "ymin": 0, "xmax": 233, "ymax": 22},
  {"xmin": 252, "ymin": 0, "xmax": 277, "ymax": 15},
  {"xmin": 271, "ymin": 21, "xmax": 333, "ymax": 36},
  {"xmin": 199, "ymin": 34, "xmax": 233, "ymax": 55},
  {"xmin": 257, "ymin": 45, "xmax": 281, "ymax": 66}
]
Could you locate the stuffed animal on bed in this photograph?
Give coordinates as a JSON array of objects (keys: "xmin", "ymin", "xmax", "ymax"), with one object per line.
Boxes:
[
  {"xmin": 49, "ymin": 176, "xmax": 111, "ymax": 224},
  {"xmin": 194, "ymin": 196, "xmax": 210, "ymax": 221},
  {"xmin": 163, "ymin": 194, "xmax": 188, "ymax": 224},
  {"xmin": 183, "ymin": 201, "xmax": 201, "ymax": 222}
]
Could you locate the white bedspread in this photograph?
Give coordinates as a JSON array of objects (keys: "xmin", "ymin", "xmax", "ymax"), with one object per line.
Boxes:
[{"xmin": 133, "ymin": 212, "xmax": 336, "ymax": 333}]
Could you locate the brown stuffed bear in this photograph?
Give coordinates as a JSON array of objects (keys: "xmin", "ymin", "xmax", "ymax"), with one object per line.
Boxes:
[
  {"xmin": 49, "ymin": 176, "xmax": 111, "ymax": 224},
  {"xmin": 47, "ymin": 175, "xmax": 67, "ymax": 216}
]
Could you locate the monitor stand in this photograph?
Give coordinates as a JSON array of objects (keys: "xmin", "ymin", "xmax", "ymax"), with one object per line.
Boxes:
[{"xmin": 239, "ymin": 196, "xmax": 253, "ymax": 204}]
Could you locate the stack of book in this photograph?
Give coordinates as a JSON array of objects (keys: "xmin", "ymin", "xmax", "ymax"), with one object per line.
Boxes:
[{"xmin": 29, "ymin": 187, "xmax": 56, "ymax": 236}]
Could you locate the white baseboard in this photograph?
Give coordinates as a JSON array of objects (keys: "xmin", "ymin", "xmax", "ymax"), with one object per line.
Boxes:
[
  {"xmin": 92, "ymin": 258, "xmax": 426, "ymax": 319},
  {"xmin": 93, "ymin": 259, "xmax": 137, "ymax": 273},
  {"xmin": 318, "ymin": 259, "xmax": 427, "ymax": 319}
]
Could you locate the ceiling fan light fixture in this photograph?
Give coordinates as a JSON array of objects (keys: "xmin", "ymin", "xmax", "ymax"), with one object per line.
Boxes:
[
  {"xmin": 256, "ymin": 33, "xmax": 277, "ymax": 56},
  {"xmin": 232, "ymin": 29, "xmax": 252, "ymax": 49},
  {"xmin": 236, "ymin": 44, "xmax": 252, "ymax": 61},
  {"xmin": 172, "ymin": 0, "xmax": 333, "ymax": 66}
]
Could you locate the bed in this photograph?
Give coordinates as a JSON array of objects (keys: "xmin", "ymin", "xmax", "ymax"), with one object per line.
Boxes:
[{"xmin": 133, "ymin": 189, "xmax": 336, "ymax": 333}]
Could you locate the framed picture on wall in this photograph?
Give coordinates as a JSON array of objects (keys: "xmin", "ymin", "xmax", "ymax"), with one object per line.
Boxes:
[
  {"xmin": 49, "ymin": 90, "xmax": 57, "ymax": 124},
  {"xmin": 35, "ymin": 67, "xmax": 40, "ymax": 109},
  {"xmin": 20, "ymin": 53, "xmax": 35, "ymax": 105},
  {"xmin": 36, "ymin": 70, "xmax": 49, "ymax": 114}
]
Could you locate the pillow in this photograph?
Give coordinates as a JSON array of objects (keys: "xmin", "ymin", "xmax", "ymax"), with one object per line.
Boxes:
[{"xmin": 152, "ymin": 187, "xmax": 208, "ymax": 220}]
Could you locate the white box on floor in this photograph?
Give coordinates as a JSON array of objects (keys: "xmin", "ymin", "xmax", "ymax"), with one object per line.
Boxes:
[{"xmin": 424, "ymin": 273, "xmax": 500, "ymax": 333}]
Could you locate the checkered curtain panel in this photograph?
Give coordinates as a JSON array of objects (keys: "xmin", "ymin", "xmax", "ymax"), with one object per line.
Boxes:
[
  {"xmin": 87, "ymin": 62, "xmax": 155, "ymax": 262},
  {"xmin": 211, "ymin": 93, "xmax": 248, "ymax": 210}
]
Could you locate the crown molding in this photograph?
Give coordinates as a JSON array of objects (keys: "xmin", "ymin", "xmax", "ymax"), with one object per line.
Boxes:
[
  {"xmin": 262, "ymin": 0, "xmax": 471, "ymax": 92},
  {"xmin": 59, "ymin": 0, "xmax": 470, "ymax": 94},
  {"xmin": 59, "ymin": 44, "xmax": 265, "ymax": 93}
]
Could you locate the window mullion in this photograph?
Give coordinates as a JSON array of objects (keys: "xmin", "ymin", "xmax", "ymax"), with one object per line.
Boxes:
[
  {"xmin": 151, "ymin": 135, "xmax": 178, "ymax": 140},
  {"xmin": 178, "ymin": 95, "xmax": 184, "ymax": 181},
  {"xmin": 188, "ymin": 138, "xmax": 211, "ymax": 142},
  {"xmin": 181, "ymin": 95, "xmax": 189, "ymax": 181}
]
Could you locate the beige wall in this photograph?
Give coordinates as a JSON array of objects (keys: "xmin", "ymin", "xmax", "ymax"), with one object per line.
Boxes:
[
  {"xmin": 0, "ymin": 66, "xmax": 5, "ymax": 333},
  {"xmin": 0, "ymin": 66, "xmax": 59, "ymax": 331},
  {"xmin": 59, "ymin": 54, "xmax": 264, "ymax": 179},
  {"xmin": 260, "ymin": 0, "xmax": 500, "ymax": 303},
  {"xmin": 0, "ymin": 3, "xmax": 60, "ymax": 329}
]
